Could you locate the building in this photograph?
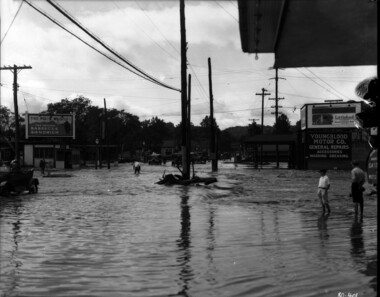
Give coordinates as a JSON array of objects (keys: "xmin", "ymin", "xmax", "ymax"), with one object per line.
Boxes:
[{"xmin": 299, "ymin": 102, "xmax": 371, "ymax": 170}]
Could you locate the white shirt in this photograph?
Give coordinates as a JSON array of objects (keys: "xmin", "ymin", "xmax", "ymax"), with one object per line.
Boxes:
[{"xmin": 318, "ymin": 175, "xmax": 330, "ymax": 189}]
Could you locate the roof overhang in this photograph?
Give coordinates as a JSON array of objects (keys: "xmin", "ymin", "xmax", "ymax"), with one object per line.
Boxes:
[{"xmin": 238, "ymin": 0, "xmax": 377, "ymax": 68}]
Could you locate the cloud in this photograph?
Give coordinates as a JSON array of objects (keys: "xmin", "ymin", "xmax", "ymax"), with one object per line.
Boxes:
[{"xmin": 1, "ymin": 1, "xmax": 376, "ymax": 131}]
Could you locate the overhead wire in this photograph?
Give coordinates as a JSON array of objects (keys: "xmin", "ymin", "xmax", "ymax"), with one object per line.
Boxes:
[
  {"xmin": 1, "ymin": 1, "xmax": 24, "ymax": 44},
  {"xmin": 133, "ymin": 1, "xmax": 180, "ymax": 56},
  {"xmin": 45, "ymin": 0, "xmax": 180, "ymax": 92},
  {"xmin": 22, "ymin": 0, "xmax": 168, "ymax": 87},
  {"xmin": 296, "ymin": 68, "xmax": 348, "ymax": 100},
  {"xmin": 112, "ymin": 1, "xmax": 178, "ymax": 61},
  {"xmin": 213, "ymin": 0, "xmax": 239, "ymax": 23},
  {"xmin": 304, "ymin": 68, "xmax": 351, "ymax": 100}
]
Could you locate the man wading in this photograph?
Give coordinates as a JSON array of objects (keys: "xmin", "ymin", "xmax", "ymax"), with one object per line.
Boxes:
[
  {"xmin": 317, "ymin": 169, "xmax": 331, "ymax": 214},
  {"xmin": 351, "ymin": 161, "xmax": 365, "ymax": 220}
]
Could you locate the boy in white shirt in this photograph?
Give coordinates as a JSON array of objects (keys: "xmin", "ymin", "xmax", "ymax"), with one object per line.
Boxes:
[{"xmin": 317, "ymin": 169, "xmax": 331, "ymax": 214}]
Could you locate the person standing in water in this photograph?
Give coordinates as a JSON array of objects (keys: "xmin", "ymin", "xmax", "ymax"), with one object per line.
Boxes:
[
  {"xmin": 351, "ymin": 161, "xmax": 366, "ymax": 220},
  {"xmin": 317, "ymin": 169, "xmax": 331, "ymax": 214},
  {"xmin": 133, "ymin": 161, "xmax": 141, "ymax": 174}
]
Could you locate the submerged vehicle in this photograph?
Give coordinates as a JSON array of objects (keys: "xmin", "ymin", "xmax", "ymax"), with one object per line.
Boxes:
[{"xmin": 0, "ymin": 168, "xmax": 39, "ymax": 196}]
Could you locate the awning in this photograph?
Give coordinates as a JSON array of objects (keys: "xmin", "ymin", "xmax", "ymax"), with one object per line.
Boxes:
[{"xmin": 238, "ymin": 0, "xmax": 377, "ymax": 68}]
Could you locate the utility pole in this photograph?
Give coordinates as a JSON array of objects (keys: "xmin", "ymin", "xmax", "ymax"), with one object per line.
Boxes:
[
  {"xmin": 208, "ymin": 57, "xmax": 217, "ymax": 172},
  {"xmin": 256, "ymin": 88, "xmax": 271, "ymax": 134},
  {"xmin": 0, "ymin": 65, "xmax": 32, "ymax": 170},
  {"xmin": 269, "ymin": 68, "xmax": 285, "ymax": 169},
  {"xmin": 269, "ymin": 67, "xmax": 285, "ymax": 126},
  {"xmin": 187, "ymin": 74, "xmax": 193, "ymax": 177},
  {"xmin": 180, "ymin": 0, "xmax": 189, "ymax": 179},
  {"xmin": 256, "ymin": 88, "xmax": 270, "ymax": 169},
  {"xmin": 104, "ymin": 98, "xmax": 110, "ymax": 169}
]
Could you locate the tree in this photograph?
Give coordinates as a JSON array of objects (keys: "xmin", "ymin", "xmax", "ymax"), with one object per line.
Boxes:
[
  {"xmin": 273, "ymin": 114, "xmax": 291, "ymax": 134},
  {"xmin": 45, "ymin": 96, "xmax": 93, "ymax": 143},
  {"xmin": 0, "ymin": 106, "xmax": 13, "ymax": 137},
  {"xmin": 141, "ymin": 117, "xmax": 173, "ymax": 152},
  {"xmin": 248, "ymin": 121, "xmax": 261, "ymax": 136}
]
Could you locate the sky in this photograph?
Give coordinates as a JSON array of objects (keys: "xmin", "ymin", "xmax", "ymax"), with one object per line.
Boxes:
[{"xmin": 0, "ymin": 0, "xmax": 377, "ymax": 130}]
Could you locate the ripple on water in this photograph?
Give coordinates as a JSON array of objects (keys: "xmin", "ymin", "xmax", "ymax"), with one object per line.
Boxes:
[{"xmin": 0, "ymin": 165, "xmax": 377, "ymax": 297}]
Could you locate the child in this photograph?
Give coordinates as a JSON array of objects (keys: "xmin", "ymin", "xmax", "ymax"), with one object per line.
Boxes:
[{"xmin": 317, "ymin": 169, "xmax": 331, "ymax": 214}]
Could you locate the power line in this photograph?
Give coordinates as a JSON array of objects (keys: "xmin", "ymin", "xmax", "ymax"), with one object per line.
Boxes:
[
  {"xmin": 304, "ymin": 68, "xmax": 351, "ymax": 100},
  {"xmin": 0, "ymin": 1, "xmax": 24, "ymax": 44},
  {"xmin": 112, "ymin": 1, "xmax": 178, "ymax": 61},
  {"xmin": 45, "ymin": 0, "xmax": 180, "ymax": 92},
  {"xmin": 133, "ymin": 1, "xmax": 180, "ymax": 56},
  {"xmin": 23, "ymin": 0, "xmax": 166, "ymax": 87},
  {"xmin": 295, "ymin": 68, "xmax": 348, "ymax": 100},
  {"xmin": 214, "ymin": 1, "xmax": 239, "ymax": 23}
]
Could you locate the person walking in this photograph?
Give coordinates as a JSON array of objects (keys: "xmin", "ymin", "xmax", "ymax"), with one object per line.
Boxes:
[
  {"xmin": 133, "ymin": 161, "xmax": 141, "ymax": 174},
  {"xmin": 317, "ymin": 169, "xmax": 331, "ymax": 214},
  {"xmin": 39, "ymin": 159, "xmax": 46, "ymax": 175},
  {"xmin": 351, "ymin": 161, "xmax": 366, "ymax": 220}
]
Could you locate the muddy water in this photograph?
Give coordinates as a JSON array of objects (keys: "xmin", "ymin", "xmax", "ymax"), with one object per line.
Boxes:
[{"xmin": 0, "ymin": 163, "xmax": 377, "ymax": 297}]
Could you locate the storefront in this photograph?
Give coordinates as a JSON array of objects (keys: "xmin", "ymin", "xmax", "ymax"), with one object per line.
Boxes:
[{"xmin": 300, "ymin": 102, "xmax": 371, "ymax": 170}]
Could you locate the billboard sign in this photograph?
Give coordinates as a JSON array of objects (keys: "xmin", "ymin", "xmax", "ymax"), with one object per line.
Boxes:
[
  {"xmin": 307, "ymin": 131, "xmax": 351, "ymax": 159},
  {"xmin": 307, "ymin": 103, "xmax": 361, "ymax": 129},
  {"xmin": 26, "ymin": 113, "xmax": 75, "ymax": 138}
]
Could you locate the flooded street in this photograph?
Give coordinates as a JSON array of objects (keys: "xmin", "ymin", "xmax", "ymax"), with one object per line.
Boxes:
[{"xmin": 0, "ymin": 163, "xmax": 377, "ymax": 297}]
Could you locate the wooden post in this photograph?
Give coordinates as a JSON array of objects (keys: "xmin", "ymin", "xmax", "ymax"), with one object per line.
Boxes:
[
  {"xmin": 0, "ymin": 65, "xmax": 32, "ymax": 170},
  {"xmin": 208, "ymin": 57, "xmax": 217, "ymax": 171},
  {"xmin": 187, "ymin": 74, "xmax": 192, "ymax": 177},
  {"xmin": 180, "ymin": 0, "xmax": 189, "ymax": 179},
  {"xmin": 104, "ymin": 98, "xmax": 110, "ymax": 169}
]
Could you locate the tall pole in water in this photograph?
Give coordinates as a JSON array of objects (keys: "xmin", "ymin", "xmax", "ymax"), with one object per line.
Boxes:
[
  {"xmin": 0, "ymin": 64, "xmax": 32, "ymax": 170},
  {"xmin": 208, "ymin": 57, "xmax": 217, "ymax": 171},
  {"xmin": 104, "ymin": 98, "xmax": 110, "ymax": 169},
  {"xmin": 187, "ymin": 74, "xmax": 192, "ymax": 177},
  {"xmin": 180, "ymin": 0, "xmax": 189, "ymax": 179}
]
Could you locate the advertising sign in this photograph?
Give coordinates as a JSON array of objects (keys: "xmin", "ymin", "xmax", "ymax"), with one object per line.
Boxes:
[
  {"xmin": 367, "ymin": 149, "xmax": 377, "ymax": 185},
  {"xmin": 307, "ymin": 103, "xmax": 361, "ymax": 129},
  {"xmin": 307, "ymin": 131, "xmax": 351, "ymax": 159},
  {"xmin": 26, "ymin": 113, "xmax": 75, "ymax": 138}
]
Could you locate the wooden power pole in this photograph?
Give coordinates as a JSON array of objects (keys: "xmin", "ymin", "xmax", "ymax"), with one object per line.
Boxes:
[
  {"xmin": 0, "ymin": 64, "xmax": 32, "ymax": 170},
  {"xmin": 187, "ymin": 74, "xmax": 192, "ymax": 177},
  {"xmin": 180, "ymin": 0, "xmax": 190, "ymax": 179},
  {"xmin": 208, "ymin": 57, "xmax": 217, "ymax": 171},
  {"xmin": 256, "ymin": 88, "xmax": 271, "ymax": 134},
  {"xmin": 103, "ymin": 98, "xmax": 110, "ymax": 169},
  {"xmin": 269, "ymin": 68, "xmax": 285, "ymax": 168}
]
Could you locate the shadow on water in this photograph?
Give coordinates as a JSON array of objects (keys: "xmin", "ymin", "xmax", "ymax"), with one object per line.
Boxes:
[
  {"xmin": 350, "ymin": 219, "xmax": 377, "ymax": 293},
  {"xmin": 317, "ymin": 213, "xmax": 330, "ymax": 244},
  {"xmin": 172, "ymin": 189, "xmax": 193, "ymax": 297},
  {"xmin": 205, "ymin": 205, "xmax": 217, "ymax": 286},
  {"xmin": 0, "ymin": 197, "xmax": 24, "ymax": 297}
]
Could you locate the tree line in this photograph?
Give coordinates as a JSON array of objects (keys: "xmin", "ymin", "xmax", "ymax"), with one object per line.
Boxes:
[{"xmin": 0, "ymin": 95, "xmax": 299, "ymax": 155}]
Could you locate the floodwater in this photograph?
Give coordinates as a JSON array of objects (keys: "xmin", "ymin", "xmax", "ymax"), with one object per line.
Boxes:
[{"xmin": 0, "ymin": 162, "xmax": 377, "ymax": 297}]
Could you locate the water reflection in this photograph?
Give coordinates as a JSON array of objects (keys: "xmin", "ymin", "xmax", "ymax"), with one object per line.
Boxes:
[
  {"xmin": 205, "ymin": 205, "xmax": 216, "ymax": 285},
  {"xmin": 350, "ymin": 219, "xmax": 364, "ymax": 256},
  {"xmin": 1, "ymin": 198, "xmax": 24, "ymax": 296},
  {"xmin": 174, "ymin": 193, "xmax": 193, "ymax": 297},
  {"xmin": 317, "ymin": 213, "xmax": 330, "ymax": 244},
  {"xmin": 349, "ymin": 219, "xmax": 377, "ymax": 293}
]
